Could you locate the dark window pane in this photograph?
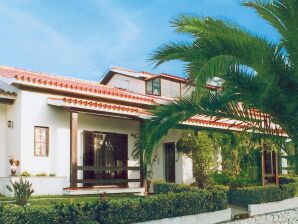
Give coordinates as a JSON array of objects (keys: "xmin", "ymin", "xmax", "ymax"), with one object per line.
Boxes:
[
  {"xmin": 146, "ymin": 80, "xmax": 152, "ymax": 94},
  {"xmin": 152, "ymin": 78, "xmax": 160, "ymax": 95}
]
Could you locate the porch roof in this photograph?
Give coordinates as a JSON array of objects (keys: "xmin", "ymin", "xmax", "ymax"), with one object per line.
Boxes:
[
  {"xmin": 48, "ymin": 97, "xmax": 151, "ymax": 119},
  {"xmin": 48, "ymin": 96, "xmax": 285, "ymax": 135}
]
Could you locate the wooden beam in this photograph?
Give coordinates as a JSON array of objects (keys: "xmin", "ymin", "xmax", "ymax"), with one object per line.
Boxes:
[
  {"xmin": 70, "ymin": 111, "xmax": 78, "ymax": 188},
  {"xmin": 77, "ymin": 166, "xmax": 140, "ymax": 171},
  {"xmin": 77, "ymin": 179, "xmax": 140, "ymax": 184}
]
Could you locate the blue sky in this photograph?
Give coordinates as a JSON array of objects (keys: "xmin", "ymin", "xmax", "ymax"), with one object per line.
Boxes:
[{"xmin": 0, "ymin": 0, "xmax": 279, "ymax": 81}]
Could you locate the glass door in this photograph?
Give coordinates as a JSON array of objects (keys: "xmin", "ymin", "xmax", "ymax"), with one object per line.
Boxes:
[{"xmin": 83, "ymin": 131, "xmax": 128, "ymax": 186}]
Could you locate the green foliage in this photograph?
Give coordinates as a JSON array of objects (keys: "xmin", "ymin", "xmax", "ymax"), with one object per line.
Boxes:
[
  {"xmin": 193, "ymin": 132, "xmax": 215, "ymax": 188},
  {"xmin": 95, "ymin": 191, "xmax": 227, "ymax": 224},
  {"xmin": 0, "ymin": 190, "xmax": 228, "ymax": 224},
  {"xmin": 6, "ymin": 178, "xmax": 34, "ymax": 206},
  {"xmin": 177, "ymin": 131, "xmax": 215, "ymax": 188},
  {"xmin": 153, "ymin": 180, "xmax": 195, "ymax": 194},
  {"xmin": 279, "ymin": 175, "xmax": 298, "ymax": 195},
  {"xmin": 279, "ymin": 175, "xmax": 298, "ymax": 184},
  {"xmin": 229, "ymin": 183, "xmax": 296, "ymax": 207},
  {"xmin": 0, "ymin": 206, "xmax": 56, "ymax": 224},
  {"xmin": 49, "ymin": 173, "xmax": 56, "ymax": 177},
  {"xmin": 138, "ymin": 0, "xmax": 298, "ymax": 170},
  {"xmin": 212, "ymin": 172, "xmax": 257, "ymax": 188},
  {"xmin": 53, "ymin": 202, "xmax": 97, "ymax": 224},
  {"xmin": 176, "ymin": 131, "xmax": 197, "ymax": 156}
]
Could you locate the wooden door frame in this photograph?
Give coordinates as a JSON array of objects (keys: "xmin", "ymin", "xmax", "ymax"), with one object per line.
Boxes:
[{"xmin": 82, "ymin": 130, "xmax": 129, "ymax": 186}]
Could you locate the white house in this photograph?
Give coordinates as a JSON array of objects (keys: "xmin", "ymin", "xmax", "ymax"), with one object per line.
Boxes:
[{"xmin": 0, "ymin": 66, "xmax": 285, "ymax": 196}]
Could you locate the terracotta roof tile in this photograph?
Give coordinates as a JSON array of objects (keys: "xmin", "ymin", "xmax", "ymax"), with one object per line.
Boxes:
[
  {"xmin": 0, "ymin": 66, "xmax": 156, "ymax": 105},
  {"xmin": 49, "ymin": 97, "xmax": 150, "ymax": 116}
]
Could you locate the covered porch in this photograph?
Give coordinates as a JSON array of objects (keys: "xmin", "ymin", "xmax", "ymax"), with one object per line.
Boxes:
[{"xmin": 48, "ymin": 97, "xmax": 149, "ymax": 195}]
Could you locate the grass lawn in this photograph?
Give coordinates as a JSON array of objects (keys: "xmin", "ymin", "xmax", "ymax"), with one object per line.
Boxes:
[{"xmin": 0, "ymin": 194, "xmax": 138, "ymax": 207}]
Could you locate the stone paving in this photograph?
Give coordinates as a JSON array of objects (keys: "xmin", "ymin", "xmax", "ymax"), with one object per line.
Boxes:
[{"xmin": 225, "ymin": 208, "xmax": 298, "ymax": 224}]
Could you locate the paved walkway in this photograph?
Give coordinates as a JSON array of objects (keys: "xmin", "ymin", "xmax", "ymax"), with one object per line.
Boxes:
[{"xmin": 225, "ymin": 208, "xmax": 298, "ymax": 224}]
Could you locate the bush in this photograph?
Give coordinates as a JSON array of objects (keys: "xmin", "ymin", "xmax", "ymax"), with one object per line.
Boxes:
[
  {"xmin": 153, "ymin": 180, "xmax": 195, "ymax": 194},
  {"xmin": 53, "ymin": 202, "xmax": 97, "ymax": 224},
  {"xmin": 95, "ymin": 190, "xmax": 227, "ymax": 224},
  {"xmin": 212, "ymin": 172, "xmax": 256, "ymax": 188},
  {"xmin": 0, "ymin": 206, "xmax": 56, "ymax": 224},
  {"xmin": 6, "ymin": 178, "xmax": 34, "ymax": 206},
  {"xmin": 0, "ymin": 189, "xmax": 228, "ymax": 224},
  {"xmin": 229, "ymin": 183, "xmax": 296, "ymax": 207},
  {"xmin": 279, "ymin": 175, "xmax": 298, "ymax": 184}
]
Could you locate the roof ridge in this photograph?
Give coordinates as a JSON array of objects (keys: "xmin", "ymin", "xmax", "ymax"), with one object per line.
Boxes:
[{"xmin": 0, "ymin": 65, "xmax": 107, "ymax": 86}]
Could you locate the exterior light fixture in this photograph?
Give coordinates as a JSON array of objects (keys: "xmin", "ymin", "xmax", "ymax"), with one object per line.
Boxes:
[{"xmin": 7, "ymin": 120, "xmax": 14, "ymax": 128}]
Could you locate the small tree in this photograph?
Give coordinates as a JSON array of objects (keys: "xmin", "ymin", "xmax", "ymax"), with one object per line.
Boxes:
[
  {"xmin": 177, "ymin": 131, "xmax": 215, "ymax": 188},
  {"xmin": 6, "ymin": 178, "xmax": 34, "ymax": 206}
]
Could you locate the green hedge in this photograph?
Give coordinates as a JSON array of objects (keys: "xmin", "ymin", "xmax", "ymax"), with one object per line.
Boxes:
[
  {"xmin": 0, "ymin": 205, "xmax": 56, "ymax": 224},
  {"xmin": 153, "ymin": 180, "xmax": 195, "ymax": 194},
  {"xmin": 229, "ymin": 183, "xmax": 296, "ymax": 207},
  {"xmin": 279, "ymin": 175, "xmax": 298, "ymax": 184},
  {"xmin": 95, "ymin": 191, "xmax": 227, "ymax": 224},
  {"xmin": 0, "ymin": 189, "xmax": 227, "ymax": 224}
]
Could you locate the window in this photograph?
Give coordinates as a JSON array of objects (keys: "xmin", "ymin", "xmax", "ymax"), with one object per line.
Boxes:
[
  {"xmin": 146, "ymin": 78, "xmax": 161, "ymax": 95},
  {"xmin": 34, "ymin": 126, "xmax": 49, "ymax": 157}
]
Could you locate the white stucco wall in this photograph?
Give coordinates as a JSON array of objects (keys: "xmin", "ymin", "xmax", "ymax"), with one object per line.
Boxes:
[
  {"xmin": 5, "ymin": 94, "xmax": 23, "ymax": 176},
  {"xmin": 150, "ymin": 129, "xmax": 194, "ymax": 185},
  {"xmin": 160, "ymin": 79, "xmax": 181, "ymax": 98},
  {"xmin": 0, "ymin": 103, "xmax": 7, "ymax": 176},
  {"xmin": 108, "ymin": 73, "xmax": 146, "ymax": 94},
  {"xmin": 2, "ymin": 88, "xmax": 198, "ymax": 193},
  {"xmin": 2, "ymin": 90, "xmax": 141, "ymax": 188},
  {"xmin": 19, "ymin": 90, "xmax": 70, "ymax": 177}
]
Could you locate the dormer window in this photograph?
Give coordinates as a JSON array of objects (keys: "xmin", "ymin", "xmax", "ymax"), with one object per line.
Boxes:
[{"xmin": 146, "ymin": 78, "xmax": 161, "ymax": 96}]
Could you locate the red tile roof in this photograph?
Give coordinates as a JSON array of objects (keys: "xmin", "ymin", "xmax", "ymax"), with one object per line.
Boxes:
[
  {"xmin": 0, "ymin": 66, "xmax": 157, "ymax": 105},
  {"xmin": 144, "ymin": 72, "xmax": 187, "ymax": 83},
  {"xmin": 48, "ymin": 97, "xmax": 150, "ymax": 117},
  {"xmin": 185, "ymin": 116, "xmax": 247, "ymax": 130}
]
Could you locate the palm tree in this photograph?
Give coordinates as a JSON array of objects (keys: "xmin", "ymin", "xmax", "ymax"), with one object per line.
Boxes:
[{"xmin": 137, "ymin": 0, "xmax": 298, "ymax": 171}]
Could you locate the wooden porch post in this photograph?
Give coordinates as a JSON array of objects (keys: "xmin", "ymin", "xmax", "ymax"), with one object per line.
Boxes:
[
  {"xmin": 70, "ymin": 111, "xmax": 78, "ymax": 188},
  {"xmin": 261, "ymin": 148, "xmax": 265, "ymax": 186},
  {"xmin": 275, "ymin": 152, "xmax": 279, "ymax": 185}
]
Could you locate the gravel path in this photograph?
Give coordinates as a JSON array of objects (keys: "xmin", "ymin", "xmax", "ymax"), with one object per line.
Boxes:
[{"xmin": 225, "ymin": 208, "xmax": 298, "ymax": 224}]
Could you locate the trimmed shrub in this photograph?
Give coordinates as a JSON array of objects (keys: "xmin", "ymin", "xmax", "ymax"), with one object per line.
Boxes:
[
  {"xmin": 229, "ymin": 183, "xmax": 296, "ymax": 207},
  {"xmin": 0, "ymin": 206, "xmax": 56, "ymax": 224},
  {"xmin": 95, "ymin": 190, "xmax": 227, "ymax": 224},
  {"xmin": 153, "ymin": 180, "xmax": 195, "ymax": 194},
  {"xmin": 279, "ymin": 175, "xmax": 298, "ymax": 184},
  {"xmin": 53, "ymin": 202, "xmax": 97, "ymax": 224},
  {"xmin": 0, "ymin": 189, "xmax": 228, "ymax": 224},
  {"xmin": 212, "ymin": 172, "xmax": 256, "ymax": 188}
]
